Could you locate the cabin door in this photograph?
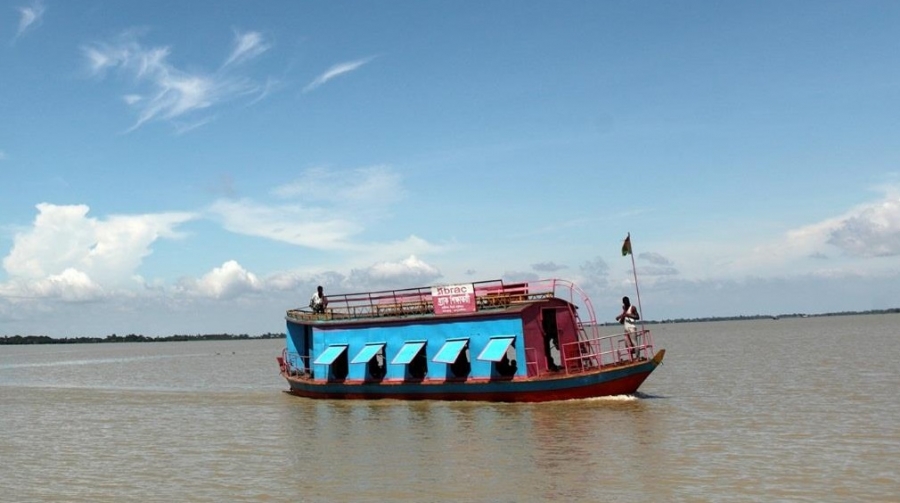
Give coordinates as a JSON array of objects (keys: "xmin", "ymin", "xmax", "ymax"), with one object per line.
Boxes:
[{"xmin": 541, "ymin": 308, "xmax": 561, "ymax": 371}]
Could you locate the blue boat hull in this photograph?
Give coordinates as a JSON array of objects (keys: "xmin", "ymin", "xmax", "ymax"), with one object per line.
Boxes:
[{"xmin": 283, "ymin": 350, "xmax": 664, "ymax": 403}]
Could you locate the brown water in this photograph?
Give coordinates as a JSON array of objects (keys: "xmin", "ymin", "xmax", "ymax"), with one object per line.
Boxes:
[{"xmin": 1, "ymin": 315, "xmax": 898, "ymax": 502}]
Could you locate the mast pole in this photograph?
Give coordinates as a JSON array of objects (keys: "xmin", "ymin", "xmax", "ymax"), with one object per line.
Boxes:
[{"xmin": 624, "ymin": 232, "xmax": 645, "ymax": 330}]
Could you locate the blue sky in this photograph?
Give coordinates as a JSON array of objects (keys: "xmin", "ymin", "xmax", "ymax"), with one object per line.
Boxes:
[{"xmin": 2, "ymin": 1, "xmax": 899, "ymax": 337}]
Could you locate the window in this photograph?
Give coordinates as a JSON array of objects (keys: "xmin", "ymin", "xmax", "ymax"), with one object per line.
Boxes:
[
  {"xmin": 351, "ymin": 343, "xmax": 385, "ymax": 364},
  {"xmin": 393, "ymin": 341, "xmax": 427, "ymax": 379},
  {"xmin": 434, "ymin": 338, "xmax": 470, "ymax": 379},
  {"xmin": 314, "ymin": 344, "xmax": 348, "ymax": 365},
  {"xmin": 392, "ymin": 341, "xmax": 426, "ymax": 365},
  {"xmin": 352, "ymin": 343, "xmax": 386, "ymax": 380},
  {"xmin": 313, "ymin": 344, "xmax": 349, "ymax": 380},
  {"xmin": 478, "ymin": 336, "xmax": 517, "ymax": 378},
  {"xmin": 477, "ymin": 337, "xmax": 515, "ymax": 362},
  {"xmin": 433, "ymin": 339, "xmax": 468, "ymax": 363}
]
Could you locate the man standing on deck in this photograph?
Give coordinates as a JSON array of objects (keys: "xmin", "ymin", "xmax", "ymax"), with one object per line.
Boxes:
[
  {"xmin": 616, "ymin": 296, "xmax": 641, "ymax": 358},
  {"xmin": 310, "ymin": 285, "xmax": 328, "ymax": 314}
]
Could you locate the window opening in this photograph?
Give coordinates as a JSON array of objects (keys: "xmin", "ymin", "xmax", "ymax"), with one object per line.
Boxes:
[
  {"xmin": 352, "ymin": 343, "xmax": 387, "ymax": 381},
  {"xmin": 393, "ymin": 341, "xmax": 428, "ymax": 380},
  {"xmin": 434, "ymin": 339, "xmax": 470, "ymax": 379}
]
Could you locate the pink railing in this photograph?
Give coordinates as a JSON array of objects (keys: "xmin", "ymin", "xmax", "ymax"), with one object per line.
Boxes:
[
  {"xmin": 286, "ymin": 279, "xmax": 577, "ymax": 323},
  {"xmin": 557, "ymin": 329, "xmax": 654, "ymax": 373}
]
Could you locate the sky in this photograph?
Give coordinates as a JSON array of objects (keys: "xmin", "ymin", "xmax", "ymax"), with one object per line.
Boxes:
[{"xmin": 1, "ymin": 1, "xmax": 899, "ymax": 337}]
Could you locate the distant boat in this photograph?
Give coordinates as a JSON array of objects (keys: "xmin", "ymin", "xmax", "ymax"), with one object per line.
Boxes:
[{"xmin": 276, "ymin": 279, "xmax": 664, "ymax": 402}]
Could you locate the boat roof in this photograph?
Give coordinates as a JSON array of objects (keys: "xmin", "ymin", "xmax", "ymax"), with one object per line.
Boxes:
[{"xmin": 287, "ymin": 278, "xmax": 583, "ymax": 326}]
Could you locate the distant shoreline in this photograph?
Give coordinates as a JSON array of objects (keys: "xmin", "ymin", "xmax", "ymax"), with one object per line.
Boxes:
[
  {"xmin": 2, "ymin": 308, "xmax": 898, "ymax": 345},
  {"xmin": 600, "ymin": 307, "xmax": 900, "ymax": 326},
  {"xmin": 0, "ymin": 333, "xmax": 283, "ymax": 345}
]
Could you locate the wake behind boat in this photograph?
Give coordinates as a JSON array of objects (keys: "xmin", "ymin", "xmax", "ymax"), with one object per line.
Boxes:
[{"xmin": 277, "ymin": 279, "xmax": 664, "ymax": 402}]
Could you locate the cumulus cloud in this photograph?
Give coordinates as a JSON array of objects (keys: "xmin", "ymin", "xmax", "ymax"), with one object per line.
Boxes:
[
  {"xmin": 82, "ymin": 30, "xmax": 271, "ymax": 132},
  {"xmin": 346, "ymin": 255, "xmax": 442, "ymax": 291},
  {"xmin": 826, "ymin": 199, "xmax": 900, "ymax": 257},
  {"xmin": 713, "ymin": 186, "xmax": 900, "ymax": 279},
  {"xmin": 788, "ymin": 187, "xmax": 900, "ymax": 258},
  {"xmin": 265, "ymin": 255, "xmax": 443, "ymax": 294},
  {"xmin": 1, "ymin": 203, "xmax": 196, "ymax": 299},
  {"xmin": 303, "ymin": 56, "xmax": 375, "ymax": 93},
  {"xmin": 15, "ymin": 0, "xmax": 44, "ymax": 40},
  {"xmin": 28, "ymin": 268, "xmax": 104, "ymax": 301},
  {"xmin": 178, "ymin": 260, "xmax": 261, "ymax": 299}
]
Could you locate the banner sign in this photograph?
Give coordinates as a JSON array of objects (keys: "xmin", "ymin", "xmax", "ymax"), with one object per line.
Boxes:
[{"xmin": 431, "ymin": 283, "xmax": 476, "ymax": 314}]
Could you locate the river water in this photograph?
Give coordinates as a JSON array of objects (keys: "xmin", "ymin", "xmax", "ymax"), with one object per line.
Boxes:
[{"xmin": 1, "ymin": 314, "xmax": 898, "ymax": 502}]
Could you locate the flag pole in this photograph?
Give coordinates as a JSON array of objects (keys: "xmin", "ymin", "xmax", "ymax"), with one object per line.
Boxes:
[{"xmin": 623, "ymin": 232, "xmax": 645, "ymax": 329}]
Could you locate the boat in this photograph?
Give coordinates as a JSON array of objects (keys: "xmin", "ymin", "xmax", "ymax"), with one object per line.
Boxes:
[{"xmin": 276, "ymin": 278, "xmax": 664, "ymax": 402}]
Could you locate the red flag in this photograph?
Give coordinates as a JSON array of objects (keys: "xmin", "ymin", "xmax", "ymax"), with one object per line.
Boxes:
[{"xmin": 621, "ymin": 234, "xmax": 632, "ymax": 256}]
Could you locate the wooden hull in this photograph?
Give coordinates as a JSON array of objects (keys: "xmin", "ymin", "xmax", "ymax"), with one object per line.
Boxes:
[{"xmin": 283, "ymin": 350, "xmax": 664, "ymax": 403}]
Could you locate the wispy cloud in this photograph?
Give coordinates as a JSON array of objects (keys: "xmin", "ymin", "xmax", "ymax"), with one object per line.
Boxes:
[
  {"xmin": 0, "ymin": 150, "xmax": 7, "ymax": 161},
  {"xmin": 531, "ymin": 261, "xmax": 567, "ymax": 272},
  {"xmin": 14, "ymin": 0, "xmax": 44, "ymax": 40},
  {"xmin": 272, "ymin": 165, "xmax": 403, "ymax": 208},
  {"xmin": 207, "ymin": 197, "xmax": 363, "ymax": 250},
  {"xmin": 303, "ymin": 56, "xmax": 375, "ymax": 93},
  {"xmin": 222, "ymin": 30, "xmax": 270, "ymax": 68},
  {"xmin": 209, "ymin": 166, "xmax": 441, "ymax": 258},
  {"xmin": 83, "ymin": 30, "xmax": 272, "ymax": 132}
]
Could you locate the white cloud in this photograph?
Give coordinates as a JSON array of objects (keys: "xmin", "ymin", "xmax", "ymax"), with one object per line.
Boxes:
[
  {"xmin": 208, "ymin": 198, "xmax": 362, "ymax": 250},
  {"xmin": 223, "ymin": 30, "xmax": 271, "ymax": 68},
  {"xmin": 367, "ymin": 255, "xmax": 440, "ymax": 279},
  {"xmin": 0, "ymin": 150, "xmax": 7, "ymax": 161},
  {"xmin": 15, "ymin": 0, "xmax": 44, "ymax": 39},
  {"xmin": 272, "ymin": 165, "xmax": 404, "ymax": 208},
  {"xmin": 210, "ymin": 165, "xmax": 440, "ymax": 256},
  {"xmin": 784, "ymin": 188, "xmax": 900, "ymax": 258},
  {"xmin": 677, "ymin": 186, "xmax": 900, "ymax": 280},
  {"xmin": 178, "ymin": 260, "xmax": 261, "ymax": 299},
  {"xmin": 826, "ymin": 200, "xmax": 900, "ymax": 258},
  {"xmin": 28, "ymin": 268, "xmax": 104, "ymax": 301},
  {"xmin": 346, "ymin": 255, "xmax": 442, "ymax": 290},
  {"xmin": 303, "ymin": 57, "xmax": 375, "ymax": 93},
  {"xmin": 82, "ymin": 30, "xmax": 271, "ymax": 132},
  {"xmin": 2, "ymin": 203, "xmax": 196, "ymax": 297}
]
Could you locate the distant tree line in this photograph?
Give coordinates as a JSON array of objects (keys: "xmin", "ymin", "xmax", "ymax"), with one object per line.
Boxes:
[
  {"xmin": 5, "ymin": 308, "xmax": 899, "ymax": 344},
  {"xmin": 598, "ymin": 308, "xmax": 900, "ymax": 326},
  {"xmin": 0, "ymin": 333, "xmax": 284, "ymax": 345}
]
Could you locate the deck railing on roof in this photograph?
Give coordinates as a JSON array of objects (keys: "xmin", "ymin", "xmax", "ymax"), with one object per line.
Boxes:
[{"xmin": 287, "ymin": 279, "xmax": 568, "ymax": 323}]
